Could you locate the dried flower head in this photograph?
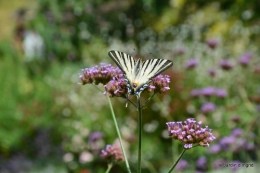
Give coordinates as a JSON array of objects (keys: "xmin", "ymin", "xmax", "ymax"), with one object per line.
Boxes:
[
  {"xmin": 206, "ymin": 39, "xmax": 219, "ymax": 49},
  {"xmin": 101, "ymin": 144, "xmax": 124, "ymax": 162},
  {"xmin": 166, "ymin": 118, "xmax": 216, "ymax": 148},
  {"xmin": 219, "ymin": 59, "xmax": 233, "ymax": 71},
  {"xmin": 78, "ymin": 63, "xmax": 122, "ymax": 85}
]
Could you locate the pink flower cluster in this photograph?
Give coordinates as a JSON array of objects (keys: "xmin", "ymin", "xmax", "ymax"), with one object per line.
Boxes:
[
  {"xmin": 101, "ymin": 144, "xmax": 124, "ymax": 162},
  {"xmin": 166, "ymin": 118, "xmax": 216, "ymax": 149}
]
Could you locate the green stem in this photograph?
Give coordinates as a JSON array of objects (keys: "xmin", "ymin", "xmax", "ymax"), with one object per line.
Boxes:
[
  {"xmin": 137, "ymin": 95, "xmax": 142, "ymax": 173},
  {"xmin": 107, "ymin": 97, "xmax": 131, "ymax": 173},
  {"xmin": 167, "ymin": 148, "xmax": 187, "ymax": 173},
  {"xmin": 141, "ymin": 92, "xmax": 156, "ymax": 109},
  {"xmin": 105, "ymin": 163, "xmax": 113, "ymax": 173}
]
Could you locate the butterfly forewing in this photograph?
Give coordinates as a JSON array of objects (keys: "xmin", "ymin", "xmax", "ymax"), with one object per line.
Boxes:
[
  {"xmin": 108, "ymin": 50, "xmax": 136, "ymax": 81},
  {"xmin": 135, "ymin": 59, "xmax": 173, "ymax": 87}
]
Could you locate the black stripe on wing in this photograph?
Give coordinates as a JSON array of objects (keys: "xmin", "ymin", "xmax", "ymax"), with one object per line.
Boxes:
[
  {"xmin": 108, "ymin": 50, "xmax": 135, "ymax": 75},
  {"xmin": 141, "ymin": 59, "xmax": 173, "ymax": 79}
]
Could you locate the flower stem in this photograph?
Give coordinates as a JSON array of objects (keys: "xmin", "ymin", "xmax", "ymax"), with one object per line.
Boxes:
[
  {"xmin": 137, "ymin": 95, "xmax": 142, "ymax": 173},
  {"xmin": 107, "ymin": 97, "xmax": 131, "ymax": 173},
  {"xmin": 141, "ymin": 92, "xmax": 156, "ymax": 109},
  {"xmin": 167, "ymin": 148, "xmax": 187, "ymax": 173},
  {"xmin": 105, "ymin": 163, "xmax": 113, "ymax": 173}
]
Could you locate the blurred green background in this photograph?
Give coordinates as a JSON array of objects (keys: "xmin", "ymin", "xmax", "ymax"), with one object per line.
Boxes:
[{"xmin": 0, "ymin": 0, "xmax": 260, "ymax": 172}]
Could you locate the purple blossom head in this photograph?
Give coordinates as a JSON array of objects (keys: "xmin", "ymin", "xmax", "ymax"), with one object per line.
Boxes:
[
  {"xmin": 200, "ymin": 102, "xmax": 216, "ymax": 114},
  {"xmin": 208, "ymin": 68, "xmax": 216, "ymax": 77},
  {"xmin": 176, "ymin": 160, "xmax": 188, "ymax": 171},
  {"xmin": 176, "ymin": 47, "xmax": 185, "ymax": 55},
  {"xmin": 238, "ymin": 52, "xmax": 252, "ymax": 67},
  {"xmin": 190, "ymin": 89, "xmax": 202, "ymax": 98},
  {"xmin": 215, "ymin": 89, "xmax": 228, "ymax": 98},
  {"xmin": 79, "ymin": 63, "xmax": 122, "ymax": 85},
  {"xmin": 88, "ymin": 131, "xmax": 103, "ymax": 143},
  {"xmin": 185, "ymin": 59, "xmax": 198, "ymax": 69},
  {"xmin": 212, "ymin": 159, "xmax": 226, "ymax": 169},
  {"xmin": 101, "ymin": 144, "xmax": 124, "ymax": 162},
  {"xmin": 166, "ymin": 118, "xmax": 216, "ymax": 148},
  {"xmin": 196, "ymin": 156, "xmax": 208, "ymax": 171},
  {"xmin": 230, "ymin": 160, "xmax": 241, "ymax": 172},
  {"xmin": 219, "ymin": 136, "xmax": 236, "ymax": 151},
  {"xmin": 219, "ymin": 59, "xmax": 233, "ymax": 71},
  {"xmin": 148, "ymin": 75, "xmax": 171, "ymax": 93},
  {"xmin": 201, "ymin": 87, "xmax": 216, "ymax": 97},
  {"xmin": 231, "ymin": 128, "xmax": 243, "ymax": 137},
  {"xmin": 208, "ymin": 144, "xmax": 221, "ymax": 154},
  {"xmin": 104, "ymin": 74, "xmax": 128, "ymax": 97},
  {"xmin": 206, "ymin": 39, "xmax": 218, "ymax": 49}
]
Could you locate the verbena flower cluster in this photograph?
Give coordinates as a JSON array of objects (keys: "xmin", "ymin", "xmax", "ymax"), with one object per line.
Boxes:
[
  {"xmin": 101, "ymin": 144, "xmax": 124, "ymax": 162},
  {"xmin": 208, "ymin": 128, "xmax": 255, "ymax": 154},
  {"xmin": 166, "ymin": 118, "xmax": 216, "ymax": 149},
  {"xmin": 190, "ymin": 87, "xmax": 228, "ymax": 98},
  {"xmin": 79, "ymin": 63, "xmax": 122, "ymax": 85},
  {"xmin": 79, "ymin": 63, "xmax": 171, "ymax": 97}
]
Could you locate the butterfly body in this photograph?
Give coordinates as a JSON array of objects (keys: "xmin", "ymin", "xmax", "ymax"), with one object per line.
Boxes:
[{"xmin": 108, "ymin": 50, "xmax": 173, "ymax": 105}]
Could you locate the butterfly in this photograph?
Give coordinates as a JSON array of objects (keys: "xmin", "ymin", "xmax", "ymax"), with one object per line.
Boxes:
[{"xmin": 108, "ymin": 50, "xmax": 173, "ymax": 106}]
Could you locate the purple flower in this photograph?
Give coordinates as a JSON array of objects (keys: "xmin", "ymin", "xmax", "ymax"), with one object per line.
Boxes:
[
  {"xmin": 206, "ymin": 39, "xmax": 218, "ymax": 49},
  {"xmin": 231, "ymin": 128, "xmax": 243, "ymax": 137},
  {"xmin": 185, "ymin": 59, "xmax": 198, "ymax": 69},
  {"xmin": 166, "ymin": 118, "xmax": 216, "ymax": 148},
  {"xmin": 212, "ymin": 159, "xmax": 226, "ymax": 169},
  {"xmin": 176, "ymin": 47, "xmax": 185, "ymax": 55},
  {"xmin": 200, "ymin": 102, "xmax": 216, "ymax": 113},
  {"xmin": 176, "ymin": 160, "xmax": 188, "ymax": 171},
  {"xmin": 208, "ymin": 68, "xmax": 216, "ymax": 77},
  {"xmin": 148, "ymin": 75, "xmax": 171, "ymax": 93},
  {"xmin": 79, "ymin": 63, "xmax": 122, "ymax": 85},
  {"xmin": 230, "ymin": 160, "xmax": 241, "ymax": 172},
  {"xmin": 219, "ymin": 59, "xmax": 233, "ymax": 71},
  {"xmin": 208, "ymin": 144, "xmax": 221, "ymax": 154},
  {"xmin": 190, "ymin": 89, "xmax": 201, "ymax": 98},
  {"xmin": 196, "ymin": 156, "xmax": 208, "ymax": 171},
  {"xmin": 101, "ymin": 144, "xmax": 124, "ymax": 162},
  {"xmin": 238, "ymin": 52, "xmax": 252, "ymax": 67},
  {"xmin": 88, "ymin": 131, "xmax": 103, "ymax": 143},
  {"xmin": 215, "ymin": 89, "xmax": 228, "ymax": 98},
  {"xmin": 201, "ymin": 87, "xmax": 216, "ymax": 97},
  {"xmin": 104, "ymin": 74, "xmax": 128, "ymax": 97},
  {"xmin": 219, "ymin": 136, "xmax": 236, "ymax": 151}
]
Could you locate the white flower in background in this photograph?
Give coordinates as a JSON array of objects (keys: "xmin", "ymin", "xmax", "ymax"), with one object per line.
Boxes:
[{"xmin": 23, "ymin": 31, "xmax": 44, "ymax": 61}]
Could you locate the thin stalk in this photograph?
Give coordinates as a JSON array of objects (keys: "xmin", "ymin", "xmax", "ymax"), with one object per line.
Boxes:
[
  {"xmin": 141, "ymin": 92, "xmax": 156, "ymax": 109},
  {"xmin": 105, "ymin": 163, "xmax": 113, "ymax": 173},
  {"xmin": 107, "ymin": 97, "xmax": 131, "ymax": 173},
  {"xmin": 167, "ymin": 148, "xmax": 187, "ymax": 173},
  {"xmin": 137, "ymin": 95, "xmax": 142, "ymax": 173}
]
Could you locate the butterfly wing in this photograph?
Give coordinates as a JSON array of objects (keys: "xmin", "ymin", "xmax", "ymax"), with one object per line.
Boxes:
[
  {"xmin": 134, "ymin": 58, "xmax": 173, "ymax": 89},
  {"xmin": 108, "ymin": 50, "xmax": 136, "ymax": 82}
]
